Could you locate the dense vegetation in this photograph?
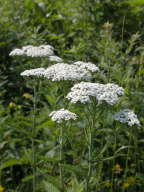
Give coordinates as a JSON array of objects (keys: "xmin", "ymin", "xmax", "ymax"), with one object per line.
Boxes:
[{"xmin": 0, "ymin": 0, "xmax": 144, "ymax": 191}]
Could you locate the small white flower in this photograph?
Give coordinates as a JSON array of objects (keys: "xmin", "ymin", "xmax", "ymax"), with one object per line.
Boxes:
[
  {"xmin": 39, "ymin": 45, "xmax": 54, "ymax": 50},
  {"xmin": 48, "ymin": 56, "xmax": 63, "ymax": 62},
  {"xmin": 66, "ymin": 82, "xmax": 124, "ymax": 105},
  {"xmin": 38, "ymin": 2, "xmax": 45, "ymax": 9},
  {"xmin": 9, "ymin": 49, "xmax": 25, "ymax": 56},
  {"xmin": 73, "ymin": 61, "xmax": 99, "ymax": 72},
  {"xmin": 10, "ymin": 45, "xmax": 54, "ymax": 57},
  {"xmin": 22, "ymin": 45, "xmax": 33, "ymax": 50},
  {"xmin": 20, "ymin": 68, "xmax": 45, "ymax": 77},
  {"xmin": 43, "ymin": 63, "xmax": 92, "ymax": 81},
  {"xmin": 49, "ymin": 108, "xmax": 77, "ymax": 123},
  {"xmin": 114, "ymin": 109, "xmax": 140, "ymax": 126}
]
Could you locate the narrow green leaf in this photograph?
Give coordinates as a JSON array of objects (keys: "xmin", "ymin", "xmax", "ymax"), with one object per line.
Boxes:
[{"xmin": 0, "ymin": 159, "xmax": 21, "ymax": 170}]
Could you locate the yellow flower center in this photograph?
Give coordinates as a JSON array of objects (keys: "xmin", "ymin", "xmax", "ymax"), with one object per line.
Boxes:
[{"xmin": 0, "ymin": 186, "xmax": 5, "ymax": 192}]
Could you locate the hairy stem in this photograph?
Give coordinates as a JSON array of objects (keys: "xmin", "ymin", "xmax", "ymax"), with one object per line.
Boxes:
[
  {"xmin": 59, "ymin": 125, "xmax": 64, "ymax": 191},
  {"xmin": 88, "ymin": 125, "xmax": 92, "ymax": 179},
  {"xmin": 32, "ymin": 85, "xmax": 36, "ymax": 192},
  {"xmin": 86, "ymin": 126, "xmax": 92, "ymax": 192},
  {"xmin": 86, "ymin": 110, "xmax": 94, "ymax": 191}
]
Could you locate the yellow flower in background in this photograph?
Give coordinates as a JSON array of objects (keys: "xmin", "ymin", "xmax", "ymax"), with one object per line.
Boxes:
[
  {"xmin": 113, "ymin": 163, "xmax": 123, "ymax": 173},
  {"xmin": 123, "ymin": 182, "xmax": 130, "ymax": 189},
  {"xmin": 0, "ymin": 186, "xmax": 5, "ymax": 192},
  {"xmin": 22, "ymin": 93, "xmax": 32, "ymax": 99},
  {"xmin": 9, "ymin": 102, "xmax": 16, "ymax": 108},
  {"xmin": 127, "ymin": 176, "xmax": 136, "ymax": 184},
  {"xmin": 122, "ymin": 176, "xmax": 136, "ymax": 189},
  {"xmin": 104, "ymin": 181, "xmax": 112, "ymax": 188}
]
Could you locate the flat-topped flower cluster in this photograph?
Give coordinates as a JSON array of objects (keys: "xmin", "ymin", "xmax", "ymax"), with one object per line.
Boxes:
[
  {"xmin": 66, "ymin": 82, "xmax": 124, "ymax": 105},
  {"xmin": 9, "ymin": 45, "xmax": 63, "ymax": 62},
  {"xmin": 20, "ymin": 62, "xmax": 99, "ymax": 81},
  {"xmin": 43, "ymin": 63, "xmax": 98, "ymax": 81},
  {"xmin": 114, "ymin": 109, "xmax": 140, "ymax": 126},
  {"xmin": 10, "ymin": 45, "xmax": 54, "ymax": 57},
  {"xmin": 49, "ymin": 108, "xmax": 77, "ymax": 123}
]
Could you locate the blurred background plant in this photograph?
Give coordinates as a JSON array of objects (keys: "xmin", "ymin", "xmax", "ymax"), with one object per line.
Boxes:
[{"xmin": 0, "ymin": 0, "xmax": 144, "ymax": 191}]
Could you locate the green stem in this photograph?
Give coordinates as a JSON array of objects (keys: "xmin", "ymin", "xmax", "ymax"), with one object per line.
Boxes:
[
  {"xmin": 85, "ymin": 102, "xmax": 97, "ymax": 191},
  {"xmin": 88, "ymin": 126, "xmax": 92, "ymax": 179},
  {"xmin": 86, "ymin": 115, "xmax": 94, "ymax": 191},
  {"xmin": 59, "ymin": 125, "xmax": 64, "ymax": 191},
  {"xmin": 96, "ymin": 159, "xmax": 103, "ymax": 192},
  {"xmin": 32, "ymin": 85, "xmax": 36, "ymax": 192}
]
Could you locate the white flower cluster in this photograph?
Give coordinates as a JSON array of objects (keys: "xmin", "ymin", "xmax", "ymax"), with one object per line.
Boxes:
[
  {"xmin": 10, "ymin": 45, "xmax": 54, "ymax": 57},
  {"xmin": 20, "ymin": 68, "xmax": 45, "ymax": 77},
  {"xmin": 114, "ymin": 109, "xmax": 140, "ymax": 126},
  {"xmin": 49, "ymin": 108, "xmax": 77, "ymax": 123},
  {"xmin": 66, "ymin": 82, "xmax": 124, "ymax": 105},
  {"xmin": 73, "ymin": 61, "xmax": 99, "ymax": 72},
  {"xmin": 43, "ymin": 63, "xmax": 93, "ymax": 81}
]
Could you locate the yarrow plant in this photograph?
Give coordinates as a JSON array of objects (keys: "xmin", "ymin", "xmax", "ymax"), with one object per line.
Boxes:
[
  {"xmin": 66, "ymin": 81, "xmax": 125, "ymax": 191},
  {"xmin": 9, "ymin": 44, "xmax": 61, "ymax": 192},
  {"xmin": 9, "ymin": 37, "xmax": 141, "ymax": 192},
  {"xmin": 114, "ymin": 109, "xmax": 141, "ymax": 186},
  {"xmin": 50, "ymin": 108, "xmax": 77, "ymax": 191}
]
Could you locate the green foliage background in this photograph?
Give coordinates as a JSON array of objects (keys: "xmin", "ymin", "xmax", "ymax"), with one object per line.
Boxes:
[{"xmin": 0, "ymin": 0, "xmax": 144, "ymax": 191}]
